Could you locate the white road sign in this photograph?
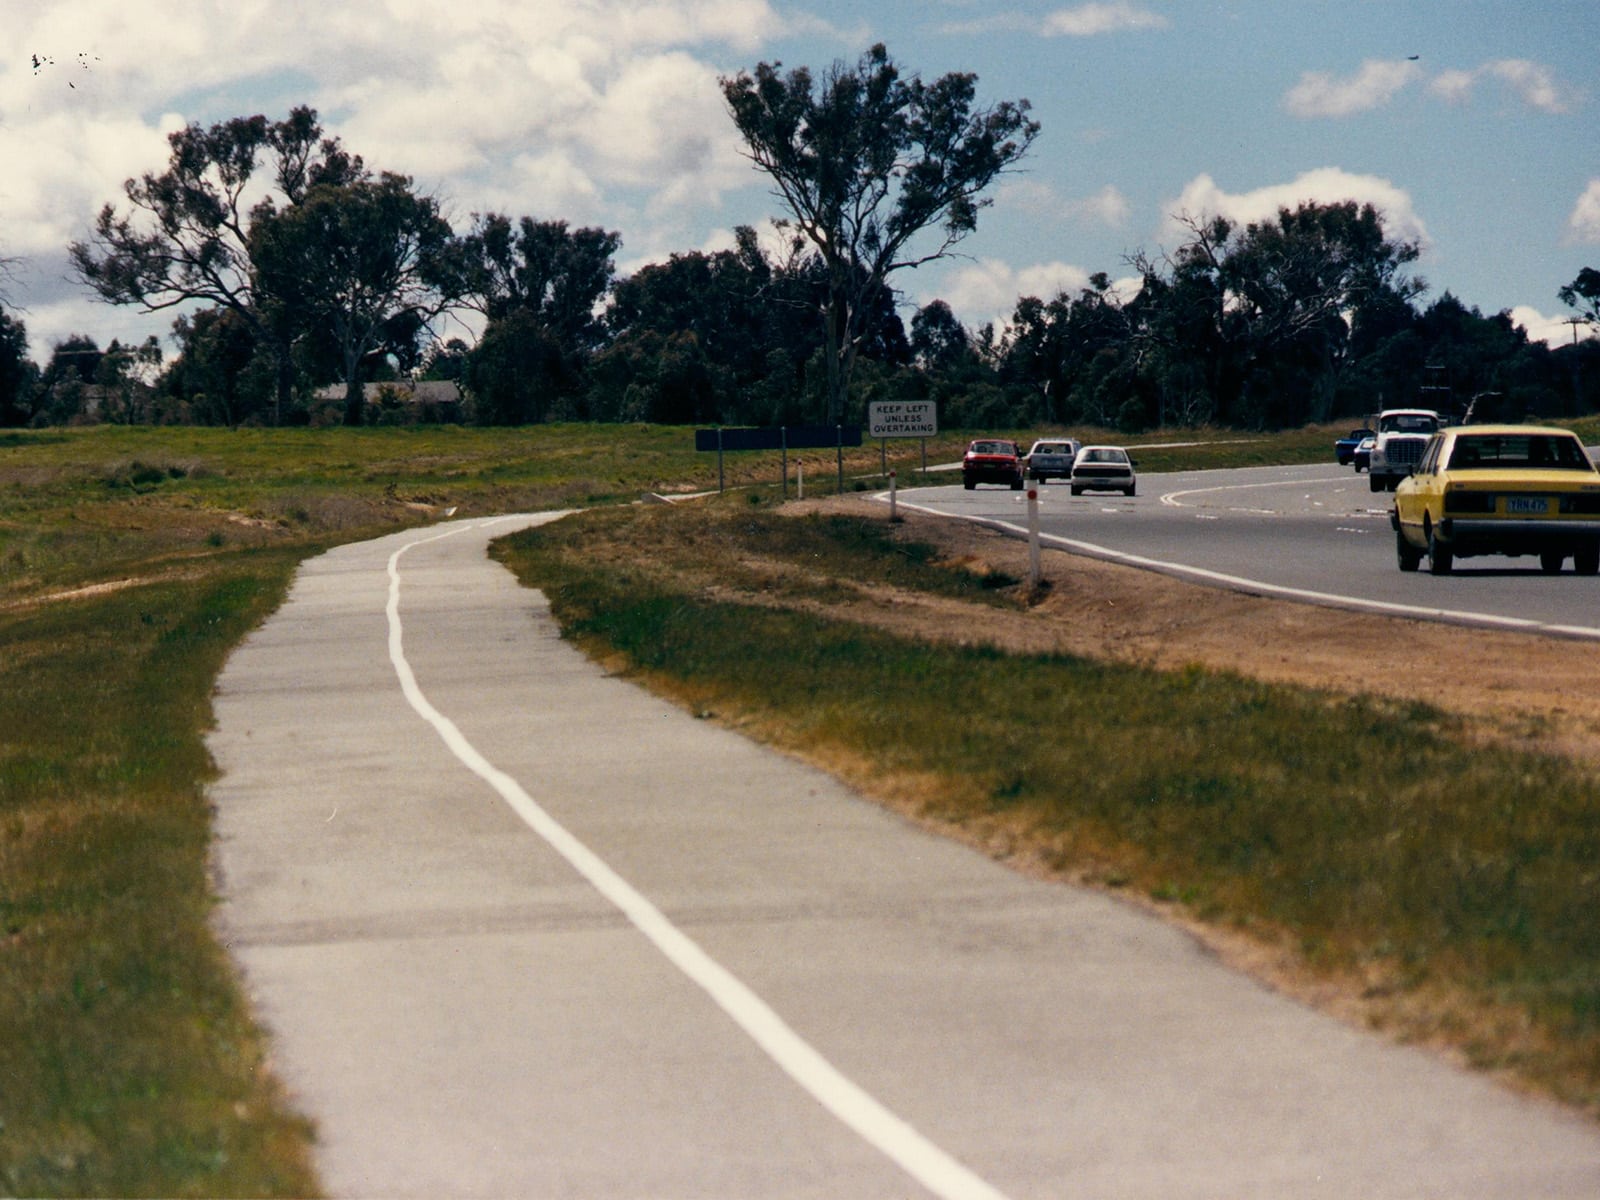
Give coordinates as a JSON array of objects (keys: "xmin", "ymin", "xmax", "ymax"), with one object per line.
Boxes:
[{"xmin": 867, "ymin": 401, "xmax": 938, "ymax": 438}]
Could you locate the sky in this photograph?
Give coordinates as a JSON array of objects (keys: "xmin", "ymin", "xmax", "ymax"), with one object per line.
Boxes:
[{"xmin": 3, "ymin": 0, "xmax": 1597, "ymax": 364}]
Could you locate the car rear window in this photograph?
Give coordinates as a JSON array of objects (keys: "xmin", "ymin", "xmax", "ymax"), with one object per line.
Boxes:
[{"xmin": 1446, "ymin": 434, "xmax": 1594, "ymax": 471}]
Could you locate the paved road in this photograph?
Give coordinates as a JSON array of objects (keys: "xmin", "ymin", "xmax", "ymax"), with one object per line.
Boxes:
[
  {"xmin": 209, "ymin": 514, "xmax": 1600, "ymax": 1198},
  {"xmin": 904, "ymin": 464, "xmax": 1600, "ymax": 637}
]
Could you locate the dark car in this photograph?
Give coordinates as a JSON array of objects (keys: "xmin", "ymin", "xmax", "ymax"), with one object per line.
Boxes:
[
  {"xmin": 1335, "ymin": 427, "xmax": 1374, "ymax": 465},
  {"xmin": 962, "ymin": 439, "xmax": 1025, "ymax": 490},
  {"xmin": 1352, "ymin": 435, "xmax": 1375, "ymax": 473}
]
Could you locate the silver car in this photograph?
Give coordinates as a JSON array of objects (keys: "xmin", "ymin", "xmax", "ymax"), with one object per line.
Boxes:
[{"xmin": 1025, "ymin": 438, "xmax": 1080, "ymax": 482}]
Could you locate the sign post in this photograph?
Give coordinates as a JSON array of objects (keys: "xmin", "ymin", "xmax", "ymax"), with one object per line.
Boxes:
[
  {"xmin": 694, "ymin": 425, "xmax": 864, "ymax": 493},
  {"xmin": 1027, "ymin": 484, "xmax": 1042, "ymax": 590}
]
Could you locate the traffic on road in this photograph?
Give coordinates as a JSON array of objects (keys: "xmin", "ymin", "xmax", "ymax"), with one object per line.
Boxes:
[{"xmin": 900, "ymin": 455, "xmax": 1600, "ymax": 639}]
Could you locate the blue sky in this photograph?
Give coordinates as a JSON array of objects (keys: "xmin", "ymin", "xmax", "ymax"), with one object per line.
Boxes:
[{"xmin": 4, "ymin": 0, "xmax": 1596, "ymax": 361}]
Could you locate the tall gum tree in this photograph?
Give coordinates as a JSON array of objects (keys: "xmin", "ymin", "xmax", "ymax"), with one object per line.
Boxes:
[
  {"xmin": 250, "ymin": 174, "xmax": 459, "ymax": 426},
  {"xmin": 69, "ymin": 107, "xmax": 361, "ymax": 423},
  {"xmin": 722, "ymin": 44, "xmax": 1039, "ymax": 424}
]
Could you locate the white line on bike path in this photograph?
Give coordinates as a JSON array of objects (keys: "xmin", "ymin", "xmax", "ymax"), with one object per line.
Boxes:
[{"xmin": 386, "ymin": 520, "xmax": 1010, "ymax": 1200}]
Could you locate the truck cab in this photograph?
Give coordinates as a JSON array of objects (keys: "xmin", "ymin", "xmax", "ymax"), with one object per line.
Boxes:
[{"xmin": 1368, "ymin": 408, "xmax": 1440, "ymax": 492}]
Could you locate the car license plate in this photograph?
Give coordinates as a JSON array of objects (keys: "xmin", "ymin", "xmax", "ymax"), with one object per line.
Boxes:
[{"xmin": 1506, "ymin": 496, "xmax": 1548, "ymax": 515}]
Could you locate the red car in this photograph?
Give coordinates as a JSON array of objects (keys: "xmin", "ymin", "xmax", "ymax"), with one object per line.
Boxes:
[{"xmin": 962, "ymin": 439, "xmax": 1025, "ymax": 490}]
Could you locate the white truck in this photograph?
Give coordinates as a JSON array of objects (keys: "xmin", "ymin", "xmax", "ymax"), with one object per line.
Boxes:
[{"xmin": 1367, "ymin": 408, "xmax": 1441, "ymax": 492}]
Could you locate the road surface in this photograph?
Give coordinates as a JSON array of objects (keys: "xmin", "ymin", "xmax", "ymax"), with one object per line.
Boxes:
[
  {"xmin": 904, "ymin": 464, "xmax": 1600, "ymax": 638},
  {"xmin": 208, "ymin": 513, "xmax": 1600, "ymax": 1198}
]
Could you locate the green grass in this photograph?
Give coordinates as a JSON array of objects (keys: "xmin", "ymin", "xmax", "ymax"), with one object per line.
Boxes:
[
  {"xmin": 6, "ymin": 416, "xmax": 1595, "ymax": 1195},
  {"xmin": 0, "ymin": 558, "xmax": 317, "ymax": 1197},
  {"xmin": 497, "ymin": 501, "xmax": 1600, "ymax": 1116},
  {"xmin": 0, "ymin": 422, "xmax": 724, "ymax": 1197}
]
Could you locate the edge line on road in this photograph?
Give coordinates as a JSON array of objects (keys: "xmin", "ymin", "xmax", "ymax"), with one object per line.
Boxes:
[
  {"xmin": 384, "ymin": 519, "xmax": 1011, "ymax": 1200},
  {"xmin": 887, "ymin": 496, "xmax": 1600, "ymax": 642}
]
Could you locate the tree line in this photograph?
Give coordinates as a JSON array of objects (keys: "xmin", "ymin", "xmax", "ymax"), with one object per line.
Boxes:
[{"xmin": 0, "ymin": 47, "xmax": 1596, "ymax": 432}]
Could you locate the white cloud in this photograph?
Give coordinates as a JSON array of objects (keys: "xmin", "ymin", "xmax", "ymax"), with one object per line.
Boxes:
[
  {"xmin": 939, "ymin": 2, "xmax": 1167, "ymax": 38},
  {"xmin": 0, "ymin": 112, "xmax": 180, "ymax": 256},
  {"xmin": 1, "ymin": 0, "xmax": 793, "ymax": 355},
  {"xmin": 1429, "ymin": 69, "xmax": 1477, "ymax": 105},
  {"xmin": 1000, "ymin": 180, "xmax": 1130, "ymax": 227},
  {"xmin": 1041, "ymin": 2, "xmax": 1169, "ymax": 36},
  {"xmin": 1511, "ymin": 305, "xmax": 1595, "ymax": 348},
  {"xmin": 1284, "ymin": 59, "xmax": 1421, "ymax": 118},
  {"xmin": 1428, "ymin": 58, "xmax": 1579, "ymax": 113},
  {"xmin": 4, "ymin": 1, "xmax": 785, "ymax": 227},
  {"xmin": 928, "ymin": 258, "xmax": 1093, "ymax": 329},
  {"xmin": 1486, "ymin": 60, "xmax": 1576, "ymax": 113},
  {"xmin": 1161, "ymin": 169, "xmax": 1430, "ymax": 249},
  {"xmin": 1569, "ymin": 181, "xmax": 1600, "ymax": 244}
]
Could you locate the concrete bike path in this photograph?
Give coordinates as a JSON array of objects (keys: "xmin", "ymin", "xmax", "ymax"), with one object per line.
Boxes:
[{"xmin": 208, "ymin": 513, "xmax": 1600, "ymax": 1198}]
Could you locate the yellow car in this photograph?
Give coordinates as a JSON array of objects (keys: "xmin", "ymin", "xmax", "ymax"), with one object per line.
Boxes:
[{"xmin": 1392, "ymin": 424, "xmax": 1600, "ymax": 574}]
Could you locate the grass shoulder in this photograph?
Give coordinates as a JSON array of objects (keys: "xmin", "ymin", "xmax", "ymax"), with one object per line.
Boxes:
[{"xmin": 496, "ymin": 493, "xmax": 1600, "ymax": 1120}]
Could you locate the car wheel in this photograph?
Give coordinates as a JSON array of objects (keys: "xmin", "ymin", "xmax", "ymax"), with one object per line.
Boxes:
[
  {"xmin": 1396, "ymin": 528, "xmax": 1422, "ymax": 572},
  {"xmin": 1126, "ymin": 484, "xmax": 1136, "ymax": 497},
  {"xmin": 1576, "ymin": 544, "xmax": 1600, "ymax": 575},
  {"xmin": 1369, "ymin": 474, "xmax": 1383, "ymax": 493},
  {"xmin": 1426, "ymin": 522, "xmax": 1453, "ymax": 575},
  {"xmin": 1070, "ymin": 485, "xmax": 1083, "ymax": 496},
  {"xmin": 1010, "ymin": 476, "xmax": 1023, "ymax": 491},
  {"xmin": 1540, "ymin": 551, "xmax": 1566, "ymax": 574},
  {"xmin": 963, "ymin": 477, "xmax": 975, "ymax": 490}
]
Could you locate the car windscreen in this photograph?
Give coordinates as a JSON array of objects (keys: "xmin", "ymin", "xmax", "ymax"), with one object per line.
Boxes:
[
  {"xmin": 970, "ymin": 442, "xmax": 1009, "ymax": 454},
  {"xmin": 1379, "ymin": 414, "xmax": 1438, "ymax": 433},
  {"xmin": 1445, "ymin": 434, "xmax": 1595, "ymax": 471},
  {"xmin": 1080, "ymin": 449, "xmax": 1126, "ymax": 463}
]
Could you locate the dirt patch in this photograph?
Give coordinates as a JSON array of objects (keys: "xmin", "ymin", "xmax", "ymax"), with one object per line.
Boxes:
[
  {"xmin": 786, "ymin": 494, "xmax": 1600, "ymax": 765},
  {"xmin": 0, "ymin": 567, "xmax": 215, "ymax": 613}
]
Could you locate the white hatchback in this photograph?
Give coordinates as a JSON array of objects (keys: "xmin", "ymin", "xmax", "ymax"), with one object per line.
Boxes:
[{"xmin": 1069, "ymin": 445, "xmax": 1137, "ymax": 496}]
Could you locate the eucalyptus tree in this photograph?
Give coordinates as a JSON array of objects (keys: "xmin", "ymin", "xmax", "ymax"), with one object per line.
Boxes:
[
  {"xmin": 722, "ymin": 43, "xmax": 1038, "ymax": 423},
  {"xmin": 458, "ymin": 214, "xmax": 620, "ymax": 339},
  {"xmin": 1131, "ymin": 202, "xmax": 1424, "ymax": 425},
  {"xmin": 455, "ymin": 214, "xmax": 621, "ymax": 422},
  {"xmin": 1560, "ymin": 267, "xmax": 1600, "ymax": 334},
  {"xmin": 250, "ymin": 173, "xmax": 460, "ymax": 426},
  {"xmin": 69, "ymin": 107, "xmax": 361, "ymax": 421},
  {"xmin": 0, "ymin": 308, "xmax": 36, "ymax": 426},
  {"xmin": 595, "ymin": 228, "xmax": 795, "ymax": 423}
]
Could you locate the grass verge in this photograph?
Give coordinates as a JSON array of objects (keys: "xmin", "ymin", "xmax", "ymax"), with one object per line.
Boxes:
[
  {"xmin": 0, "ymin": 554, "xmax": 318, "ymax": 1197},
  {"xmin": 0, "ymin": 422, "xmax": 723, "ymax": 1196},
  {"xmin": 495, "ymin": 499, "xmax": 1600, "ymax": 1118}
]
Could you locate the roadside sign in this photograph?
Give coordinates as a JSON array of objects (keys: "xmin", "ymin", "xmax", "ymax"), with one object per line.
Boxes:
[{"xmin": 867, "ymin": 401, "xmax": 937, "ymax": 439}]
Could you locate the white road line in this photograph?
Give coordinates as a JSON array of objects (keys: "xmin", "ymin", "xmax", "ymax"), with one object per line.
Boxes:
[
  {"xmin": 385, "ymin": 521, "xmax": 1011, "ymax": 1200},
  {"xmin": 1159, "ymin": 475, "xmax": 1352, "ymax": 507},
  {"xmin": 891, "ymin": 498, "xmax": 1600, "ymax": 641}
]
